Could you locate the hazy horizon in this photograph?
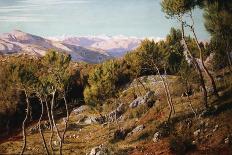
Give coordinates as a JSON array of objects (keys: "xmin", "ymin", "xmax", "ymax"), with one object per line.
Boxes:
[{"xmin": 0, "ymin": 0, "xmax": 209, "ymax": 39}]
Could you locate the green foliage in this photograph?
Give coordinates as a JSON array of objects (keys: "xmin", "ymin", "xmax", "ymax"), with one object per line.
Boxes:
[
  {"xmin": 161, "ymin": 0, "xmax": 198, "ymax": 18},
  {"xmin": 41, "ymin": 50, "xmax": 72, "ymax": 94},
  {"xmin": 84, "ymin": 59, "xmax": 131, "ymax": 105}
]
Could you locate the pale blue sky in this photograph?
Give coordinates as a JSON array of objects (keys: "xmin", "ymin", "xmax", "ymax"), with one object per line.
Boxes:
[{"xmin": 0, "ymin": 0, "xmax": 209, "ymax": 39}]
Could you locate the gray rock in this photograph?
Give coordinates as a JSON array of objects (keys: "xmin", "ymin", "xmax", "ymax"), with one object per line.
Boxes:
[
  {"xmin": 225, "ymin": 137, "xmax": 230, "ymax": 144},
  {"xmin": 53, "ymin": 141, "xmax": 59, "ymax": 146},
  {"xmin": 153, "ymin": 132, "xmax": 160, "ymax": 142},
  {"xmin": 129, "ymin": 91, "xmax": 156, "ymax": 108},
  {"xmin": 78, "ymin": 115, "xmax": 97, "ymax": 125},
  {"xmin": 213, "ymin": 124, "xmax": 219, "ymax": 132},
  {"xmin": 73, "ymin": 105, "xmax": 89, "ymax": 114},
  {"xmin": 131, "ymin": 125, "xmax": 145, "ymax": 133},
  {"xmin": 107, "ymin": 103, "xmax": 125, "ymax": 122},
  {"xmin": 192, "ymin": 140, "xmax": 197, "ymax": 145},
  {"xmin": 89, "ymin": 145, "xmax": 107, "ymax": 155},
  {"xmin": 194, "ymin": 129, "xmax": 201, "ymax": 137},
  {"xmin": 129, "ymin": 97, "xmax": 145, "ymax": 108}
]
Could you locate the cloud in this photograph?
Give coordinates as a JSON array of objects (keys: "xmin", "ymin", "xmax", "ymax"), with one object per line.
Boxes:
[
  {"xmin": 0, "ymin": 16, "xmax": 45, "ymax": 22},
  {"xmin": 0, "ymin": 0, "xmax": 91, "ymax": 22},
  {"xmin": 19, "ymin": 0, "xmax": 91, "ymax": 5}
]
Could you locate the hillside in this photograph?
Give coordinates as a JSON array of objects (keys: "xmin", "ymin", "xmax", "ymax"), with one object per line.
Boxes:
[
  {"xmin": 0, "ymin": 70, "xmax": 232, "ymax": 154},
  {"xmin": 0, "ymin": 30, "xmax": 112, "ymax": 63}
]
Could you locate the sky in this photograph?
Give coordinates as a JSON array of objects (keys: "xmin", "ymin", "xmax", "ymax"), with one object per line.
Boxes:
[{"xmin": 0, "ymin": 0, "xmax": 209, "ymax": 39}]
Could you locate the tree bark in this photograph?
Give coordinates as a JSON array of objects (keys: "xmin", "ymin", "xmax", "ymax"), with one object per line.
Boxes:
[
  {"xmin": 20, "ymin": 90, "xmax": 30, "ymax": 155},
  {"xmin": 38, "ymin": 97, "xmax": 49, "ymax": 155},
  {"xmin": 60, "ymin": 94, "xmax": 69, "ymax": 155},
  {"xmin": 190, "ymin": 19, "xmax": 219, "ymax": 98},
  {"xmin": 180, "ymin": 20, "xmax": 208, "ymax": 109},
  {"xmin": 164, "ymin": 67, "xmax": 175, "ymax": 114},
  {"xmin": 152, "ymin": 63, "xmax": 173, "ymax": 122},
  {"xmin": 45, "ymin": 100, "xmax": 54, "ymax": 153},
  {"xmin": 50, "ymin": 89, "xmax": 62, "ymax": 154}
]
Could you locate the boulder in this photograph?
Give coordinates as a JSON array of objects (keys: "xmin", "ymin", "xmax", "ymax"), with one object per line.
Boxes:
[
  {"xmin": 194, "ymin": 129, "xmax": 201, "ymax": 137},
  {"xmin": 127, "ymin": 125, "xmax": 145, "ymax": 137},
  {"xmin": 129, "ymin": 97, "xmax": 145, "ymax": 108},
  {"xmin": 107, "ymin": 103, "xmax": 125, "ymax": 122},
  {"xmin": 225, "ymin": 137, "xmax": 230, "ymax": 144},
  {"xmin": 153, "ymin": 132, "xmax": 160, "ymax": 143},
  {"xmin": 212, "ymin": 124, "xmax": 219, "ymax": 132},
  {"xmin": 129, "ymin": 91, "xmax": 156, "ymax": 108},
  {"xmin": 131, "ymin": 125, "xmax": 145, "ymax": 133},
  {"xmin": 89, "ymin": 145, "xmax": 107, "ymax": 155},
  {"xmin": 78, "ymin": 115, "xmax": 97, "ymax": 125},
  {"xmin": 73, "ymin": 105, "xmax": 89, "ymax": 114}
]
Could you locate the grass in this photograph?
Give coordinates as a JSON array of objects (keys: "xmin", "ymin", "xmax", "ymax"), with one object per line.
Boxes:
[{"xmin": 1, "ymin": 72, "xmax": 232, "ymax": 154}]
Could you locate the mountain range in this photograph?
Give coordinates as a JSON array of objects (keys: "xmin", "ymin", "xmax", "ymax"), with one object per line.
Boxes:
[{"xmin": 0, "ymin": 30, "xmax": 160, "ymax": 63}]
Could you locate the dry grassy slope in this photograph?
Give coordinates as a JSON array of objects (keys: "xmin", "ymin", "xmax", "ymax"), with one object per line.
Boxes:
[{"xmin": 0, "ymin": 72, "xmax": 232, "ymax": 155}]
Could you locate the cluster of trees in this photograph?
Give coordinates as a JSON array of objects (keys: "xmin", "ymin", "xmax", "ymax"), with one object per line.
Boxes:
[
  {"xmin": 0, "ymin": 0, "xmax": 231, "ymax": 153},
  {"xmin": 84, "ymin": 0, "xmax": 232, "ymax": 121},
  {"xmin": 0, "ymin": 51, "xmax": 85, "ymax": 154}
]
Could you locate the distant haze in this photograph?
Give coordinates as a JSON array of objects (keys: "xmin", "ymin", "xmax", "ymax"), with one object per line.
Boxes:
[{"xmin": 0, "ymin": 0, "xmax": 209, "ymax": 39}]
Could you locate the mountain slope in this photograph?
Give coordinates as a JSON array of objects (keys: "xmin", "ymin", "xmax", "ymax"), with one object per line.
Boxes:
[{"xmin": 0, "ymin": 30, "xmax": 112, "ymax": 63}]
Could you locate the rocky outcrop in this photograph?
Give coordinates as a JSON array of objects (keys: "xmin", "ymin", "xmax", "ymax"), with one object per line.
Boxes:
[
  {"xmin": 128, "ymin": 125, "xmax": 145, "ymax": 136},
  {"xmin": 89, "ymin": 144, "xmax": 108, "ymax": 155},
  {"xmin": 73, "ymin": 105, "xmax": 89, "ymax": 114},
  {"xmin": 106, "ymin": 103, "xmax": 125, "ymax": 122},
  {"xmin": 129, "ymin": 91, "xmax": 156, "ymax": 108}
]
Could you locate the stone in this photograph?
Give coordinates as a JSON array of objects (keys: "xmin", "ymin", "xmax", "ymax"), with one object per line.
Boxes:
[
  {"xmin": 225, "ymin": 137, "xmax": 230, "ymax": 144},
  {"xmin": 129, "ymin": 97, "xmax": 145, "ymax": 108},
  {"xmin": 192, "ymin": 141, "xmax": 196, "ymax": 145},
  {"xmin": 153, "ymin": 132, "xmax": 160, "ymax": 142},
  {"xmin": 107, "ymin": 103, "xmax": 125, "ymax": 122},
  {"xmin": 73, "ymin": 105, "xmax": 89, "ymax": 114},
  {"xmin": 194, "ymin": 129, "xmax": 201, "ymax": 137},
  {"xmin": 218, "ymin": 91, "xmax": 223, "ymax": 97},
  {"xmin": 53, "ymin": 141, "xmax": 58, "ymax": 146},
  {"xmin": 131, "ymin": 125, "xmax": 145, "ymax": 133},
  {"xmin": 129, "ymin": 91, "xmax": 156, "ymax": 108},
  {"xmin": 89, "ymin": 145, "xmax": 107, "ymax": 155},
  {"xmin": 84, "ymin": 117, "xmax": 97, "ymax": 124},
  {"xmin": 213, "ymin": 124, "xmax": 219, "ymax": 132},
  {"xmin": 78, "ymin": 115, "xmax": 97, "ymax": 125}
]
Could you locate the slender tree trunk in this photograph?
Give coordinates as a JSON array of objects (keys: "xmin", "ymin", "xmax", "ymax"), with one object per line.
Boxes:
[
  {"xmin": 38, "ymin": 97, "xmax": 49, "ymax": 155},
  {"xmin": 190, "ymin": 24, "xmax": 219, "ymax": 98},
  {"xmin": 180, "ymin": 20, "xmax": 208, "ymax": 108},
  {"xmin": 50, "ymin": 89, "xmax": 62, "ymax": 154},
  {"xmin": 152, "ymin": 63, "xmax": 173, "ymax": 122},
  {"xmin": 46, "ymin": 100, "xmax": 54, "ymax": 153},
  {"xmin": 60, "ymin": 94, "xmax": 69, "ymax": 154},
  {"xmin": 20, "ymin": 90, "xmax": 30, "ymax": 155},
  {"xmin": 164, "ymin": 67, "xmax": 175, "ymax": 114}
]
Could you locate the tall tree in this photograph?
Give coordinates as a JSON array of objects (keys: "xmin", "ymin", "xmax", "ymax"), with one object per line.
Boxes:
[
  {"xmin": 203, "ymin": 1, "xmax": 232, "ymax": 71},
  {"xmin": 161, "ymin": 0, "xmax": 209, "ymax": 108},
  {"xmin": 137, "ymin": 39, "xmax": 175, "ymax": 121},
  {"xmin": 42, "ymin": 50, "xmax": 71, "ymax": 155}
]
